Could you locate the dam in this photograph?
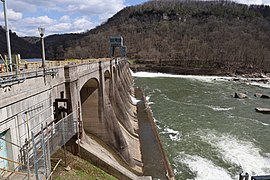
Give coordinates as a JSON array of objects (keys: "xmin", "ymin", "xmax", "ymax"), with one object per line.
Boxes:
[{"xmin": 0, "ymin": 58, "xmax": 174, "ymax": 179}]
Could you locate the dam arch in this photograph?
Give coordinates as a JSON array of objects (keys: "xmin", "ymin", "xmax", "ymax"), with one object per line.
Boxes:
[
  {"xmin": 104, "ymin": 70, "xmax": 111, "ymax": 96},
  {"xmin": 80, "ymin": 78, "xmax": 100, "ymax": 135}
]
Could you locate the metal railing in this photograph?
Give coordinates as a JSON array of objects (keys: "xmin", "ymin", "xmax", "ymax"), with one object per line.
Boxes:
[
  {"xmin": 0, "ymin": 68, "xmax": 59, "ymax": 88},
  {"xmin": 0, "ymin": 136, "xmax": 31, "ymax": 179},
  {"xmin": 28, "ymin": 112, "xmax": 77, "ymax": 180},
  {"xmin": 0, "ymin": 156, "xmax": 28, "ymax": 179},
  {"xmin": 0, "ymin": 113, "xmax": 77, "ymax": 180},
  {"xmin": 0, "ymin": 58, "xmax": 125, "ymax": 88}
]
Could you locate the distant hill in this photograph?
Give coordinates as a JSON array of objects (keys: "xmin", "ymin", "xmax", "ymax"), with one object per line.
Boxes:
[
  {"xmin": 22, "ymin": 36, "xmax": 40, "ymax": 44},
  {"xmin": 0, "ymin": 26, "xmax": 40, "ymax": 58},
  {"xmin": 43, "ymin": 0, "xmax": 270, "ymax": 74},
  {"xmin": 2, "ymin": 1, "xmax": 270, "ymax": 74},
  {"xmin": 44, "ymin": 33, "xmax": 85, "ymax": 60},
  {"xmin": 22, "ymin": 33, "xmax": 85, "ymax": 60}
]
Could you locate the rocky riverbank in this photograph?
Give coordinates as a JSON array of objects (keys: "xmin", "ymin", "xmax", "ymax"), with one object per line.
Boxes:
[{"xmin": 131, "ymin": 63, "xmax": 270, "ymax": 86}]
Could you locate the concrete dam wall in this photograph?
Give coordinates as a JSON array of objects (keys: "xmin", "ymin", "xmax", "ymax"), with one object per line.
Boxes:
[
  {"xmin": 0, "ymin": 59, "xmax": 174, "ymax": 179},
  {"xmin": 78, "ymin": 60, "xmax": 144, "ymax": 179}
]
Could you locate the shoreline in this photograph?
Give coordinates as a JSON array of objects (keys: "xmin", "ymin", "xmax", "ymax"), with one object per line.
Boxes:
[
  {"xmin": 130, "ymin": 63, "xmax": 270, "ymax": 78},
  {"xmin": 132, "ymin": 71, "xmax": 270, "ymax": 89}
]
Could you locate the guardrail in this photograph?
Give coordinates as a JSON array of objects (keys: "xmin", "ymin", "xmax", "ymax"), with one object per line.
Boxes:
[
  {"xmin": 0, "ymin": 58, "xmax": 124, "ymax": 88},
  {"xmin": 0, "ymin": 68, "xmax": 59, "ymax": 88},
  {"xmin": 0, "ymin": 112, "xmax": 77, "ymax": 180},
  {"xmin": 29, "ymin": 112, "xmax": 77, "ymax": 180}
]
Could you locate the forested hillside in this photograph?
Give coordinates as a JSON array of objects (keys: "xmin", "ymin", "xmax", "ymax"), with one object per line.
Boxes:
[
  {"xmin": 0, "ymin": 27, "xmax": 40, "ymax": 58},
  {"xmin": 43, "ymin": 0, "xmax": 270, "ymax": 74},
  {"xmin": 2, "ymin": 0, "xmax": 270, "ymax": 74}
]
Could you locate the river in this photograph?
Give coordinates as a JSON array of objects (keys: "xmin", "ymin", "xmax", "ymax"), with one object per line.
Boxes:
[{"xmin": 133, "ymin": 72, "xmax": 270, "ymax": 180}]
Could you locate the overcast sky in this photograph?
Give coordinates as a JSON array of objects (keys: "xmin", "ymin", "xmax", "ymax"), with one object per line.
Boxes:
[{"xmin": 0, "ymin": 0, "xmax": 269, "ymax": 37}]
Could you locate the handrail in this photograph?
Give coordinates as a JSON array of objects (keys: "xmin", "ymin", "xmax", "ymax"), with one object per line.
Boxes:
[
  {"xmin": 0, "ymin": 168, "xmax": 28, "ymax": 176},
  {"xmin": 0, "ymin": 58, "xmax": 124, "ymax": 84},
  {"xmin": 0, "ymin": 137, "xmax": 23, "ymax": 149},
  {"xmin": 0, "ymin": 68, "xmax": 59, "ymax": 88},
  {"xmin": 0, "ymin": 156, "xmax": 27, "ymax": 167}
]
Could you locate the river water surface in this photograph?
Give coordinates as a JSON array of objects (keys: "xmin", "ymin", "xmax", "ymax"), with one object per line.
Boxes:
[{"xmin": 133, "ymin": 72, "xmax": 270, "ymax": 180}]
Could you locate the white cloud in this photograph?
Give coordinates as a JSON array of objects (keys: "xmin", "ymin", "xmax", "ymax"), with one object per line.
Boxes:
[
  {"xmin": 7, "ymin": 1, "xmax": 37, "ymax": 13},
  {"xmin": 0, "ymin": 9, "xmax": 22, "ymax": 21},
  {"xmin": 9, "ymin": 0, "xmax": 125, "ymax": 18},
  {"xmin": 1, "ymin": 0, "xmax": 270, "ymax": 37},
  {"xmin": 5, "ymin": 16, "xmax": 55, "ymax": 36},
  {"xmin": 9, "ymin": 0, "xmax": 55, "ymax": 11},
  {"xmin": 59, "ymin": 15, "xmax": 70, "ymax": 23},
  {"xmin": 73, "ymin": 17, "xmax": 93, "ymax": 30},
  {"xmin": 48, "ymin": 23, "xmax": 72, "ymax": 32},
  {"xmin": 0, "ymin": 0, "xmax": 125, "ymax": 36},
  {"xmin": 9, "ymin": 15, "xmax": 96, "ymax": 36},
  {"xmin": 23, "ymin": 16, "xmax": 54, "ymax": 26},
  {"xmin": 47, "ymin": 17, "xmax": 95, "ymax": 34}
]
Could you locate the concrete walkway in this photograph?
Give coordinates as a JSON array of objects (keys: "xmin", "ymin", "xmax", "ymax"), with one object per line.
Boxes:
[{"xmin": 136, "ymin": 88, "xmax": 174, "ymax": 180}]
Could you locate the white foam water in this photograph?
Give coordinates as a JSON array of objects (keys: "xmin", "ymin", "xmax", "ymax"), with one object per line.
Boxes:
[
  {"xmin": 241, "ymin": 116, "xmax": 270, "ymax": 127},
  {"xmin": 261, "ymin": 122, "xmax": 270, "ymax": 126},
  {"xmin": 130, "ymin": 95, "xmax": 140, "ymax": 105},
  {"xmin": 129, "ymin": 68, "xmax": 135, "ymax": 76},
  {"xmin": 133, "ymin": 72, "xmax": 232, "ymax": 82},
  {"xmin": 145, "ymin": 95, "xmax": 151, "ymax": 102},
  {"xmin": 133, "ymin": 72, "xmax": 270, "ymax": 90},
  {"xmin": 199, "ymin": 130, "xmax": 270, "ymax": 176},
  {"xmin": 148, "ymin": 102, "xmax": 155, "ymax": 105},
  {"xmin": 162, "ymin": 127, "xmax": 182, "ymax": 141},
  {"xmin": 175, "ymin": 153, "xmax": 233, "ymax": 180},
  {"xmin": 207, "ymin": 105, "xmax": 234, "ymax": 111},
  {"xmin": 249, "ymin": 82, "xmax": 270, "ymax": 89}
]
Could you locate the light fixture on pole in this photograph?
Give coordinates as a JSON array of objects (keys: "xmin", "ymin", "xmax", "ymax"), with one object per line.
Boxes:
[
  {"xmin": 1, "ymin": 0, "xmax": 13, "ymax": 72},
  {"xmin": 38, "ymin": 27, "xmax": 46, "ymax": 68}
]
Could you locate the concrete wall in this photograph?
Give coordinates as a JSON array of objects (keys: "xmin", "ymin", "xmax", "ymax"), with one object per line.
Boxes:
[
  {"xmin": 0, "ymin": 59, "xmax": 143, "ymax": 178},
  {"xmin": 0, "ymin": 67, "xmax": 66, "ymax": 168}
]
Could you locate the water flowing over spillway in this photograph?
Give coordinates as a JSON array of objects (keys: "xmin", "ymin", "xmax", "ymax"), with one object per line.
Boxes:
[{"xmin": 133, "ymin": 72, "xmax": 270, "ymax": 180}]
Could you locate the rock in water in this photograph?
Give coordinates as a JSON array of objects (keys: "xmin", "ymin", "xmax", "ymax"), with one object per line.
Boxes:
[
  {"xmin": 254, "ymin": 93, "xmax": 270, "ymax": 98},
  {"xmin": 234, "ymin": 92, "xmax": 247, "ymax": 99},
  {"xmin": 261, "ymin": 94, "xmax": 270, "ymax": 99},
  {"xmin": 254, "ymin": 93, "xmax": 262, "ymax": 97}
]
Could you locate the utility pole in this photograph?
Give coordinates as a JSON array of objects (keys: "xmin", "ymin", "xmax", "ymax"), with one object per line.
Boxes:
[
  {"xmin": 38, "ymin": 27, "xmax": 46, "ymax": 68},
  {"xmin": 1, "ymin": 0, "xmax": 13, "ymax": 72}
]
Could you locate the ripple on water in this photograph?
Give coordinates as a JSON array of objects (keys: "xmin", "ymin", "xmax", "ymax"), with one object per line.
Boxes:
[
  {"xmin": 198, "ymin": 130, "xmax": 270, "ymax": 176},
  {"xmin": 206, "ymin": 105, "xmax": 234, "ymax": 111},
  {"xmin": 134, "ymin": 73, "xmax": 270, "ymax": 179},
  {"xmin": 175, "ymin": 153, "xmax": 233, "ymax": 180}
]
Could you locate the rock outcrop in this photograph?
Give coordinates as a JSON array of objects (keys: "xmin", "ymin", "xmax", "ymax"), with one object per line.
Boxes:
[{"xmin": 234, "ymin": 92, "xmax": 247, "ymax": 99}]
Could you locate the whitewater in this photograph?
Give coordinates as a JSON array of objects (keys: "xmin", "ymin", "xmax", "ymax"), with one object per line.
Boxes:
[{"xmin": 133, "ymin": 71, "xmax": 270, "ymax": 180}]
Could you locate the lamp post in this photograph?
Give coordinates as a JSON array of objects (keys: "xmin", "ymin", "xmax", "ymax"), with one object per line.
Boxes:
[
  {"xmin": 38, "ymin": 27, "xmax": 46, "ymax": 68},
  {"xmin": 1, "ymin": 0, "xmax": 13, "ymax": 72}
]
